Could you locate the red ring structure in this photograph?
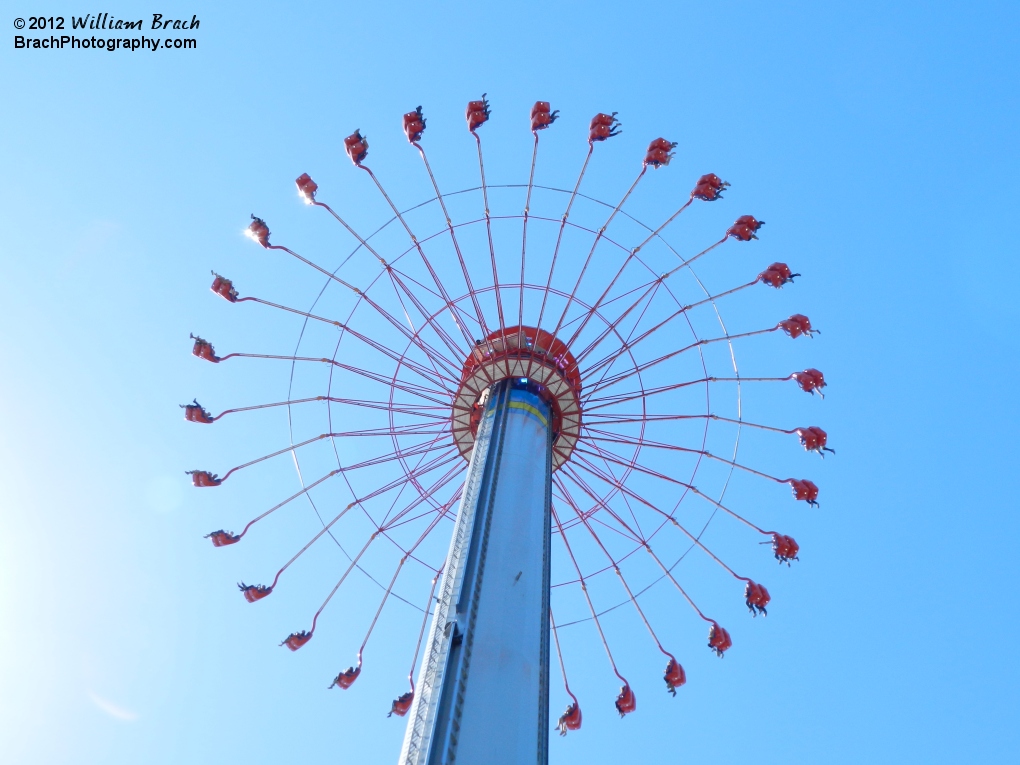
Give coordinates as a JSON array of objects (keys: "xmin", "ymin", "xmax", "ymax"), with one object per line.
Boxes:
[{"xmin": 452, "ymin": 326, "xmax": 582, "ymax": 470}]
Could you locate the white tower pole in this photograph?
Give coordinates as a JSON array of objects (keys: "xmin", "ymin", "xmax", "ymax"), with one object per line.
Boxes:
[{"xmin": 399, "ymin": 379, "xmax": 553, "ymax": 765}]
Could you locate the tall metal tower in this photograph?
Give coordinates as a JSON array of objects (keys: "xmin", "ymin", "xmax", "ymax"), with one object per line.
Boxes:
[
  {"xmin": 401, "ymin": 378, "xmax": 552, "ymax": 764},
  {"xmin": 401, "ymin": 325, "xmax": 582, "ymax": 764}
]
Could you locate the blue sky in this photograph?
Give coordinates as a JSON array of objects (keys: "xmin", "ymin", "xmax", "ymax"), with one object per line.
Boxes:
[{"xmin": 2, "ymin": 1, "xmax": 1018, "ymax": 763}]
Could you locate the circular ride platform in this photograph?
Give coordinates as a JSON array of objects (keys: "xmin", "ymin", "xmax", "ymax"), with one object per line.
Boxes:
[{"xmin": 452, "ymin": 326, "xmax": 582, "ymax": 471}]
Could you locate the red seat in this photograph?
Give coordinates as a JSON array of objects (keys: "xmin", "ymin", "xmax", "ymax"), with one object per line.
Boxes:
[
  {"xmin": 726, "ymin": 214, "xmax": 765, "ymax": 241},
  {"xmin": 182, "ymin": 400, "xmax": 214, "ymax": 423},
  {"xmin": 772, "ymin": 533, "xmax": 800, "ymax": 565},
  {"xmin": 556, "ymin": 702, "xmax": 582, "ymax": 735},
  {"xmin": 280, "ymin": 631, "xmax": 312, "ymax": 651},
  {"xmin": 403, "ymin": 107, "xmax": 426, "ymax": 142},
  {"xmin": 466, "ymin": 94, "xmax": 490, "ymax": 131},
  {"xmin": 330, "ymin": 665, "xmax": 361, "ymax": 689},
  {"xmin": 792, "ymin": 368, "xmax": 826, "ymax": 396},
  {"xmin": 247, "ymin": 215, "xmax": 270, "ymax": 247},
  {"xmin": 187, "ymin": 470, "xmax": 221, "ymax": 487},
  {"xmin": 745, "ymin": 580, "xmax": 761, "ymax": 609},
  {"xmin": 205, "ymin": 529, "xmax": 239, "ymax": 546},
  {"xmin": 589, "ymin": 112, "xmax": 621, "ymax": 142},
  {"xmin": 795, "ymin": 426, "xmax": 832, "ymax": 455},
  {"xmin": 614, "ymin": 684, "xmax": 636, "ymax": 716},
  {"xmin": 238, "ymin": 582, "xmax": 272, "ymax": 602},
  {"xmin": 644, "ymin": 149, "xmax": 672, "ymax": 166},
  {"xmin": 708, "ymin": 623, "xmax": 732, "ymax": 657},
  {"xmin": 744, "ymin": 581, "xmax": 771, "ymax": 616},
  {"xmin": 663, "ymin": 658, "xmax": 686, "ymax": 696},
  {"xmin": 758, "ymin": 262, "xmax": 798, "ymax": 288},
  {"xmin": 210, "ymin": 273, "xmax": 239, "ymax": 302},
  {"xmin": 190, "ymin": 335, "xmax": 220, "ymax": 363},
  {"xmin": 344, "ymin": 130, "xmax": 369, "ymax": 164},
  {"xmin": 691, "ymin": 173, "xmax": 729, "ymax": 201},
  {"xmin": 388, "ymin": 691, "xmax": 414, "ymax": 718},
  {"xmin": 530, "ymin": 101, "xmax": 559, "ymax": 131},
  {"xmin": 780, "ymin": 314, "xmax": 817, "ymax": 339},
  {"xmin": 789, "ymin": 479, "xmax": 820, "ymax": 507},
  {"xmin": 644, "ymin": 138, "xmax": 677, "ymax": 168},
  {"xmin": 295, "ymin": 173, "xmax": 318, "ymax": 203}
]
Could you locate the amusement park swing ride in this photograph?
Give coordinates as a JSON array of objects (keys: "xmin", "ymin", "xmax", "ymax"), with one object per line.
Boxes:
[{"xmin": 185, "ymin": 96, "xmax": 829, "ymax": 764}]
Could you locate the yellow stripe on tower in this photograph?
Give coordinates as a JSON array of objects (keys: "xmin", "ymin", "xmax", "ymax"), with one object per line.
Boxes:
[{"xmin": 507, "ymin": 401, "xmax": 549, "ymax": 429}]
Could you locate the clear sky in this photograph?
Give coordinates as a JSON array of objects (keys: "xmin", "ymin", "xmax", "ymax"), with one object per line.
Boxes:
[{"xmin": 2, "ymin": 2, "xmax": 1018, "ymax": 764}]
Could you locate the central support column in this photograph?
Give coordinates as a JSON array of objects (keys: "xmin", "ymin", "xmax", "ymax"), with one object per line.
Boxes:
[{"xmin": 399, "ymin": 379, "xmax": 553, "ymax": 765}]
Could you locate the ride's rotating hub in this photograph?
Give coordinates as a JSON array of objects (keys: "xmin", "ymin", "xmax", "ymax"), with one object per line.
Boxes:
[{"xmin": 453, "ymin": 325, "xmax": 581, "ymax": 471}]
